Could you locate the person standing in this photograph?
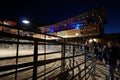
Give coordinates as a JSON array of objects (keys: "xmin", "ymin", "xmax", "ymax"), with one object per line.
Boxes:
[
  {"xmin": 102, "ymin": 41, "xmax": 117, "ymax": 80},
  {"xmin": 114, "ymin": 42, "xmax": 120, "ymax": 71}
]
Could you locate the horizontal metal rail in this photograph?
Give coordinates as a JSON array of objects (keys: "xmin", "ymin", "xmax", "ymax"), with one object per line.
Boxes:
[
  {"xmin": 0, "ymin": 54, "xmax": 85, "ymax": 72},
  {"xmin": 0, "ymin": 51, "xmax": 62, "ymax": 61},
  {"xmin": 0, "ymin": 24, "xmax": 96, "ymax": 80},
  {"xmin": 0, "ymin": 66, "xmax": 33, "ymax": 78}
]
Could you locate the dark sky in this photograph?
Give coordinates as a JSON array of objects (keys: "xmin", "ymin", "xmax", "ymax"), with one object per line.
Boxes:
[{"xmin": 0, "ymin": 0, "xmax": 120, "ymax": 33}]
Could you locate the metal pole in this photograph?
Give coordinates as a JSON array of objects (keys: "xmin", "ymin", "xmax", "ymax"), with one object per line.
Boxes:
[
  {"xmin": 72, "ymin": 43, "xmax": 75, "ymax": 78},
  {"xmin": 44, "ymin": 34, "xmax": 46, "ymax": 79},
  {"xmin": 15, "ymin": 28, "xmax": 19, "ymax": 80},
  {"xmin": 33, "ymin": 40, "xmax": 38, "ymax": 80},
  {"xmin": 85, "ymin": 46, "xmax": 87, "ymax": 80},
  {"xmin": 61, "ymin": 39, "xmax": 66, "ymax": 79}
]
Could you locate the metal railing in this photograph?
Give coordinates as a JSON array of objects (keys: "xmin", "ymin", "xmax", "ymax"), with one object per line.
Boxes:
[{"xmin": 0, "ymin": 24, "xmax": 96, "ymax": 80}]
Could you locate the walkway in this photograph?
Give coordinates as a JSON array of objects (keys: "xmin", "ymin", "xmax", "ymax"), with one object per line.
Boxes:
[{"xmin": 95, "ymin": 61, "xmax": 120, "ymax": 80}]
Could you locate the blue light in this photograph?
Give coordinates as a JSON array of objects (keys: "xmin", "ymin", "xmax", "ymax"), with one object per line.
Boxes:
[
  {"xmin": 51, "ymin": 29, "xmax": 54, "ymax": 32},
  {"xmin": 49, "ymin": 28, "xmax": 54, "ymax": 33},
  {"xmin": 71, "ymin": 25, "xmax": 75, "ymax": 28},
  {"xmin": 75, "ymin": 24, "xmax": 83, "ymax": 29}
]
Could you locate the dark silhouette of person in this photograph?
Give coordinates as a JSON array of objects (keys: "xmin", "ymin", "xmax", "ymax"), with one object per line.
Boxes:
[{"xmin": 102, "ymin": 41, "xmax": 117, "ymax": 80}]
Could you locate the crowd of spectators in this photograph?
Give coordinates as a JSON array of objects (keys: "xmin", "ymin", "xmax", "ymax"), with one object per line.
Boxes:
[{"xmin": 92, "ymin": 41, "xmax": 120, "ymax": 80}]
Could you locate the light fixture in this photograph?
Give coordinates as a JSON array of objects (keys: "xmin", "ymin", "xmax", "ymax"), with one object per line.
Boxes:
[
  {"xmin": 89, "ymin": 39, "xmax": 93, "ymax": 43},
  {"xmin": 93, "ymin": 39, "xmax": 97, "ymax": 42},
  {"xmin": 75, "ymin": 33, "xmax": 79, "ymax": 36},
  {"xmin": 22, "ymin": 20, "xmax": 30, "ymax": 24}
]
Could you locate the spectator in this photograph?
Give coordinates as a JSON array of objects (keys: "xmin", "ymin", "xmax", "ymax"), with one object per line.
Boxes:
[
  {"xmin": 102, "ymin": 41, "xmax": 117, "ymax": 80},
  {"xmin": 114, "ymin": 42, "xmax": 120, "ymax": 71},
  {"xmin": 85, "ymin": 41, "xmax": 89, "ymax": 53},
  {"xmin": 93, "ymin": 41, "xmax": 99, "ymax": 60},
  {"xmin": 98, "ymin": 48, "xmax": 103, "ymax": 62}
]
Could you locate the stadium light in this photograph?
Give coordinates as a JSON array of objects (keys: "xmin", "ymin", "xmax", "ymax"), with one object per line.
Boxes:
[{"xmin": 22, "ymin": 19, "xmax": 30, "ymax": 24}]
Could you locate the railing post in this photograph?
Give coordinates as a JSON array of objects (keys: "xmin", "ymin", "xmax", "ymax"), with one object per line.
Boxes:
[
  {"xmin": 72, "ymin": 43, "xmax": 75, "ymax": 78},
  {"xmin": 44, "ymin": 34, "xmax": 46, "ymax": 79},
  {"xmin": 15, "ymin": 28, "xmax": 20, "ymax": 80},
  {"xmin": 91, "ymin": 51, "xmax": 96, "ymax": 80},
  {"xmin": 61, "ymin": 39, "xmax": 66, "ymax": 79},
  {"xmin": 84, "ymin": 46, "xmax": 87, "ymax": 80},
  {"xmin": 33, "ymin": 40, "xmax": 38, "ymax": 80}
]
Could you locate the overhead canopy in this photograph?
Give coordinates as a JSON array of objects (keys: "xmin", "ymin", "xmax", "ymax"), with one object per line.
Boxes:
[{"xmin": 38, "ymin": 7, "xmax": 106, "ymax": 33}]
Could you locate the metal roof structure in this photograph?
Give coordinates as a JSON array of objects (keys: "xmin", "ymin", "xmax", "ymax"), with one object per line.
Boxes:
[{"xmin": 38, "ymin": 7, "xmax": 106, "ymax": 33}]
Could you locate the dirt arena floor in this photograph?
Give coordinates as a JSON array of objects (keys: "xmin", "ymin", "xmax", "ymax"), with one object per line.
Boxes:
[
  {"xmin": 0, "ymin": 48, "xmax": 62, "ymax": 80},
  {"xmin": 0, "ymin": 48, "xmax": 94, "ymax": 80}
]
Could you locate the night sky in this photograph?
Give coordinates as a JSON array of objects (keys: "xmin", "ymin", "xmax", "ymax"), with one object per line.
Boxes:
[{"xmin": 0, "ymin": 0, "xmax": 120, "ymax": 33}]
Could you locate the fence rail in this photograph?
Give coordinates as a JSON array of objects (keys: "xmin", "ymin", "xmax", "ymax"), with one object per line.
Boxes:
[{"xmin": 0, "ymin": 24, "xmax": 96, "ymax": 80}]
